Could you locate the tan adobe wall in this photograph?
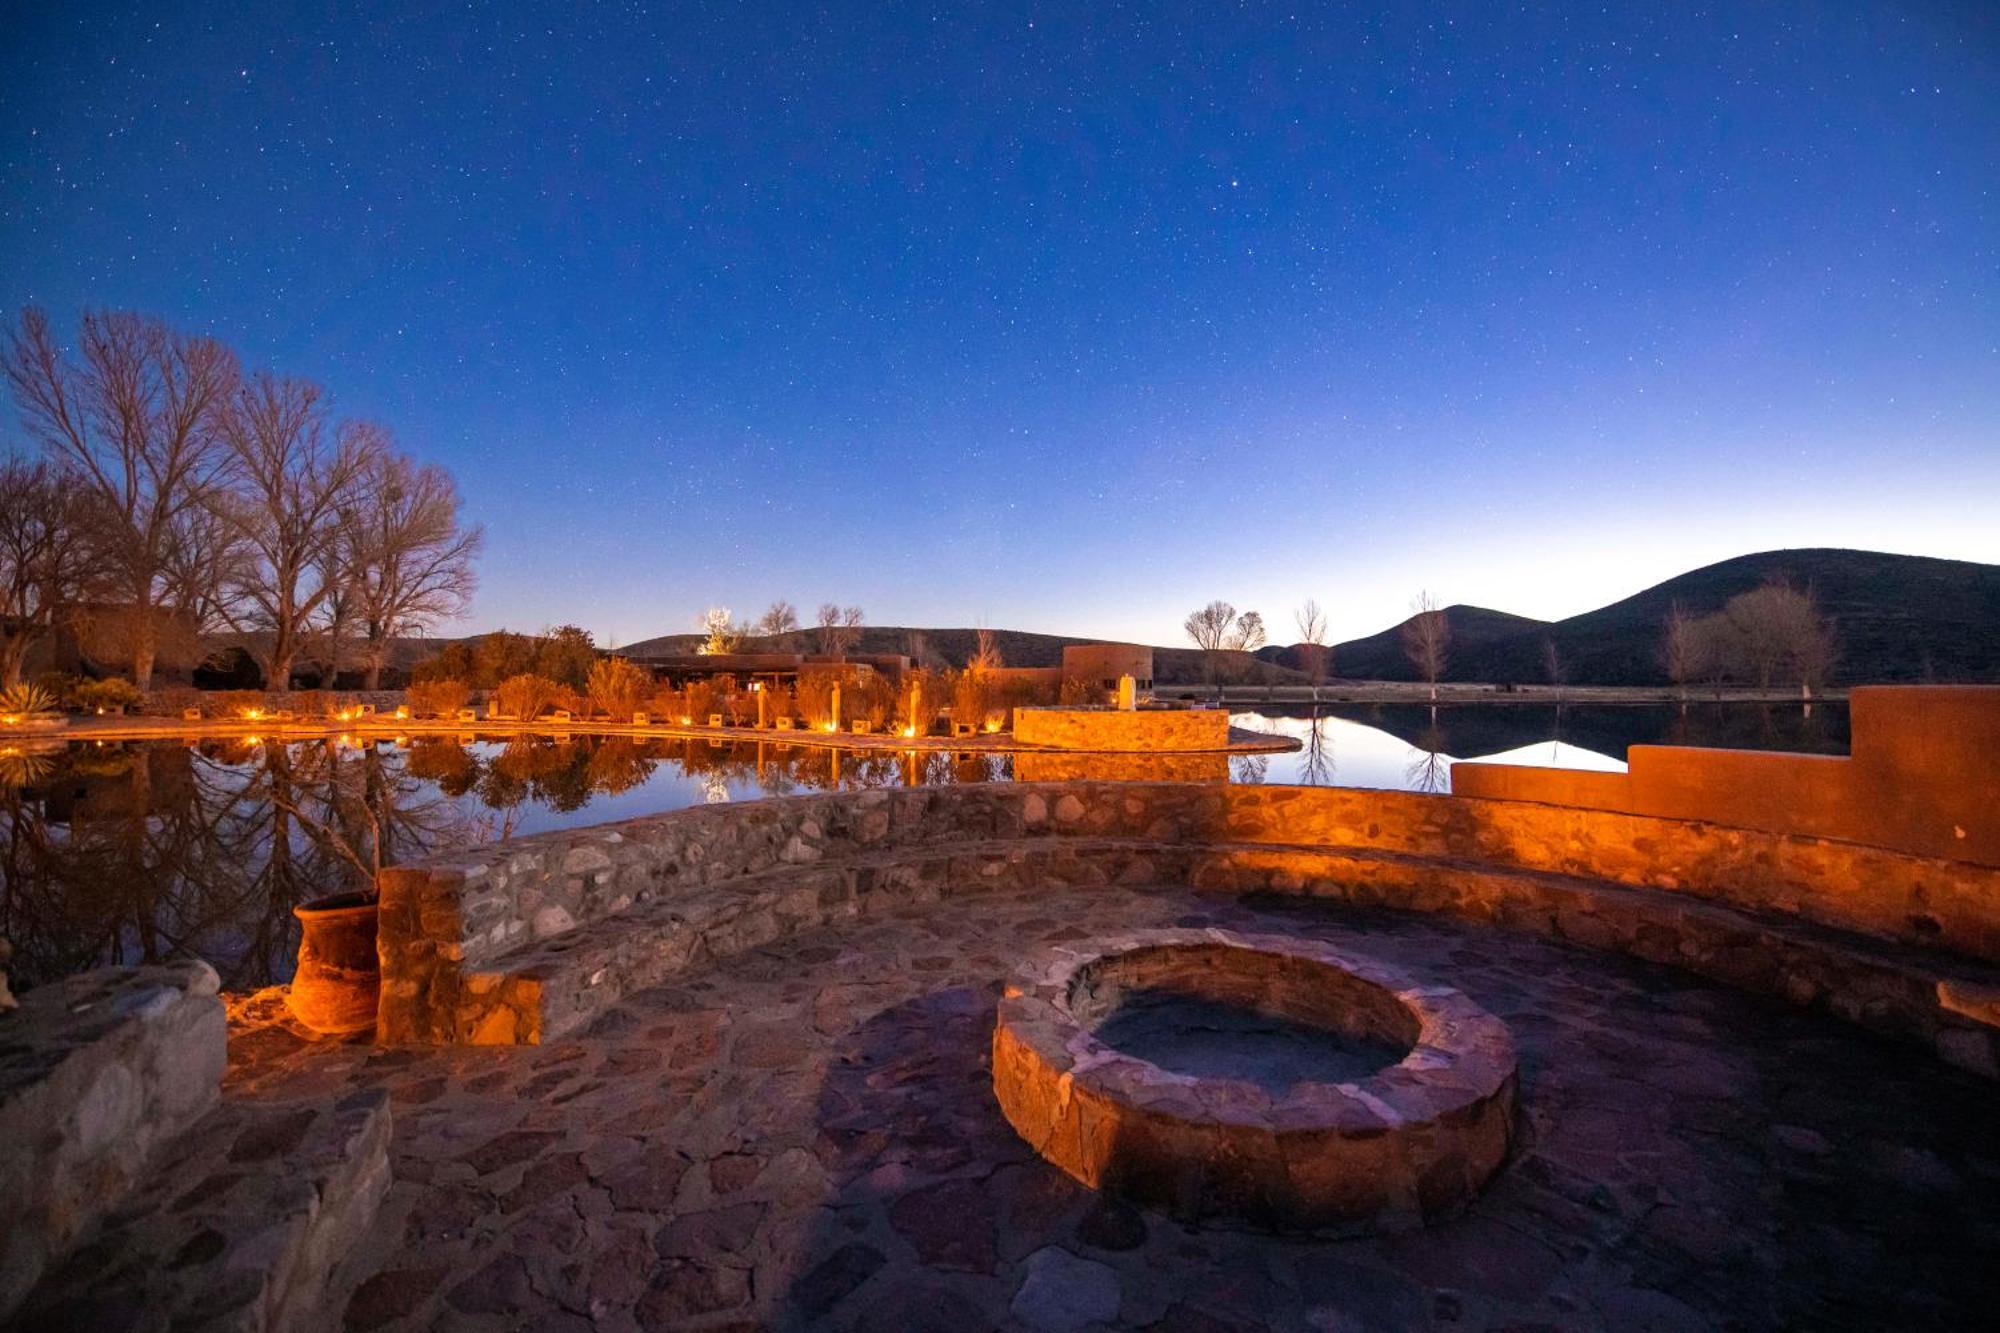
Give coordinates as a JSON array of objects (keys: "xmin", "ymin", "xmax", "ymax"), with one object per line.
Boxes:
[
  {"xmin": 1061, "ymin": 643, "xmax": 1154, "ymax": 687},
  {"xmin": 1451, "ymin": 687, "xmax": 2000, "ymax": 868},
  {"xmin": 1014, "ymin": 706, "xmax": 1229, "ymax": 751}
]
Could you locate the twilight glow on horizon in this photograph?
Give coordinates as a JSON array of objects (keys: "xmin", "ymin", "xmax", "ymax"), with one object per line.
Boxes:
[{"xmin": 2, "ymin": 3, "xmax": 1994, "ymax": 647}]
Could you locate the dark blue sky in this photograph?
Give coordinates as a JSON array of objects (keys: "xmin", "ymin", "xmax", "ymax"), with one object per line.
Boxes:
[{"xmin": 3, "ymin": 3, "xmax": 1995, "ymax": 645}]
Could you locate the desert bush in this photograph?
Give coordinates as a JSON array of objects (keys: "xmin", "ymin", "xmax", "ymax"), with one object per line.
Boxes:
[
  {"xmin": 648, "ymin": 684, "xmax": 688, "ymax": 722},
  {"xmin": 685, "ymin": 677, "xmax": 721, "ymax": 724},
  {"xmin": 714, "ymin": 675, "xmax": 750, "ymax": 725},
  {"xmin": 795, "ymin": 671, "xmax": 837, "ymax": 729},
  {"xmin": 851, "ymin": 672, "xmax": 895, "ymax": 730},
  {"xmin": 1059, "ymin": 675, "xmax": 1107, "ymax": 706},
  {"xmin": 762, "ymin": 681, "xmax": 795, "ymax": 724},
  {"xmin": 0, "ymin": 682, "xmax": 60, "ymax": 721},
  {"xmin": 492, "ymin": 673, "xmax": 566, "ymax": 722},
  {"xmin": 900, "ymin": 668, "xmax": 952, "ymax": 735},
  {"xmin": 73, "ymin": 678, "xmax": 144, "ymax": 713},
  {"xmin": 585, "ymin": 656, "xmax": 651, "ymax": 720},
  {"xmin": 407, "ymin": 678, "xmax": 472, "ymax": 718},
  {"xmin": 951, "ymin": 670, "xmax": 995, "ymax": 730},
  {"xmin": 33, "ymin": 672, "xmax": 82, "ymax": 706}
]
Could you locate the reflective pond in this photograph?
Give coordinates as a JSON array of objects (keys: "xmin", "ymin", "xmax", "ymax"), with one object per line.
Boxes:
[{"xmin": 0, "ymin": 702, "xmax": 1848, "ymax": 991}]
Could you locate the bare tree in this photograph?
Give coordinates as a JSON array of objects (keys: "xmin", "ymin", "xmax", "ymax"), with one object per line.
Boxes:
[
  {"xmin": 969, "ymin": 626, "xmax": 1003, "ymax": 673},
  {"xmin": 814, "ymin": 603, "xmax": 863, "ymax": 658},
  {"xmin": 1400, "ymin": 591, "xmax": 1451, "ymax": 702},
  {"xmin": 213, "ymin": 373, "xmax": 380, "ymax": 688},
  {"xmin": 1294, "ymin": 600, "xmax": 1331, "ymax": 702},
  {"xmin": 0, "ymin": 455, "xmax": 97, "ymax": 686},
  {"xmin": 755, "ymin": 600, "xmax": 799, "ymax": 639},
  {"xmin": 342, "ymin": 449, "xmax": 483, "ymax": 689},
  {"xmin": 1716, "ymin": 579, "xmax": 1836, "ymax": 698},
  {"xmin": 5, "ymin": 308, "xmax": 239, "ymax": 687},
  {"xmin": 698, "ymin": 607, "xmax": 741, "ymax": 655},
  {"xmin": 1184, "ymin": 600, "xmax": 1238, "ymax": 699},
  {"xmin": 1659, "ymin": 601, "xmax": 1709, "ymax": 707},
  {"xmin": 1542, "ymin": 638, "xmax": 1566, "ymax": 704}
]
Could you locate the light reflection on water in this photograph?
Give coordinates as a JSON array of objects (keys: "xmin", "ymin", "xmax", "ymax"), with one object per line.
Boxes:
[{"xmin": 0, "ymin": 702, "xmax": 1848, "ymax": 991}]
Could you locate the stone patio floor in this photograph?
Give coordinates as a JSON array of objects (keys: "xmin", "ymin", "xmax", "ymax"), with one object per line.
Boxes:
[{"xmin": 224, "ymin": 884, "xmax": 2000, "ymax": 1332}]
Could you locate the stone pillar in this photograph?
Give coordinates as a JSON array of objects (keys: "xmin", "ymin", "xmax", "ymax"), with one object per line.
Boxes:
[
  {"xmin": 1118, "ymin": 674, "xmax": 1137, "ymax": 711},
  {"xmin": 908, "ymin": 683, "xmax": 922, "ymax": 737},
  {"xmin": 756, "ymin": 686, "xmax": 767, "ymax": 729},
  {"xmin": 829, "ymin": 684, "xmax": 842, "ymax": 732}
]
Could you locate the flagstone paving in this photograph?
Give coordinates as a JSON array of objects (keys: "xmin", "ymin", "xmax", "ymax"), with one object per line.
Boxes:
[{"xmin": 223, "ymin": 884, "xmax": 2000, "ymax": 1331}]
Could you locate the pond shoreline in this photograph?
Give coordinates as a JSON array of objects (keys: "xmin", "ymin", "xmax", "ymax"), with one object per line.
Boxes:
[{"xmin": 30, "ymin": 714, "xmax": 1299, "ymax": 755}]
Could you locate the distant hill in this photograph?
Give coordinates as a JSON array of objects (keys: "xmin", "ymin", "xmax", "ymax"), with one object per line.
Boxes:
[
  {"xmin": 621, "ymin": 625, "xmax": 1299, "ymax": 687},
  {"xmin": 1263, "ymin": 607, "xmax": 1549, "ymax": 681},
  {"xmin": 1313, "ymin": 549, "xmax": 1999, "ymax": 685}
]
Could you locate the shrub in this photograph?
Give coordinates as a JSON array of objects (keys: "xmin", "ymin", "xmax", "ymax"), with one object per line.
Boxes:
[
  {"xmin": 407, "ymin": 679, "xmax": 471, "ymax": 718},
  {"xmin": 73, "ymin": 678, "xmax": 144, "ymax": 713},
  {"xmin": 586, "ymin": 657, "xmax": 651, "ymax": 721},
  {"xmin": 0, "ymin": 683, "xmax": 61, "ymax": 722},
  {"xmin": 685, "ymin": 678, "xmax": 721, "ymax": 724},
  {"xmin": 794, "ymin": 671, "xmax": 837, "ymax": 729},
  {"xmin": 212, "ymin": 689, "xmax": 269, "ymax": 717},
  {"xmin": 492, "ymin": 674, "xmax": 565, "ymax": 722},
  {"xmin": 33, "ymin": 671, "xmax": 82, "ymax": 706},
  {"xmin": 851, "ymin": 673, "xmax": 895, "ymax": 730},
  {"xmin": 648, "ymin": 684, "xmax": 688, "ymax": 723},
  {"xmin": 1058, "ymin": 675, "xmax": 1107, "ymax": 706},
  {"xmin": 762, "ymin": 682, "xmax": 794, "ymax": 724}
]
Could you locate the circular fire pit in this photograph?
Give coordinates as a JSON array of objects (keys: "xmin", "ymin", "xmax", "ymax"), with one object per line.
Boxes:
[{"xmin": 991, "ymin": 929, "xmax": 1518, "ymax": 1233}]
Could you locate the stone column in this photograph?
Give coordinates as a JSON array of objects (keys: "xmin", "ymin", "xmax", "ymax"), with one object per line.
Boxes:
[
  {"xmin": 1118, "ymin": 674, "xmax": 1137, "ymax": 711},
  {"xmin": 829, "ymin": 684, "xmax": 842, "ymax": 732}
]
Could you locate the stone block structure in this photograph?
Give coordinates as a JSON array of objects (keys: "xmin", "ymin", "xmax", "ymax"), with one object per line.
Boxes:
[
  {"xmin": 0, "ymin": 961, "xmax": 225, "ymax": 1318},
  {"xmin": 1452, "ymin": 686, "xmax": 2000, "ymax": 867},
  {"xmin": 373, "ymin": 782, "xmax": 2000, "ymax": 1077},
  {"xmin": 1014, "ymin": 706, "xmax": 1231, "ymax": 751}
]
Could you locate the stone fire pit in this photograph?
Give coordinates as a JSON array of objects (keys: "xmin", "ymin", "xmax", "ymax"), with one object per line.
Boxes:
[{"xmin": 991, "ymin": 929, "xmax": 1518, "ymax": 1233}]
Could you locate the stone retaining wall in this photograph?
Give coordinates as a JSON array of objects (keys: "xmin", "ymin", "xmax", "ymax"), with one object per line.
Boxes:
[
  {"xmin": 1014, "ymin": 707, "xmax": 1231, "ymax": 751},
  {"xmin": 0, "ymin": 962, "xmax": 226, "ymax": 1320},
  {"xmin": 376, "ymin": 783, "xmax": 2000, "ymax": 1052}
]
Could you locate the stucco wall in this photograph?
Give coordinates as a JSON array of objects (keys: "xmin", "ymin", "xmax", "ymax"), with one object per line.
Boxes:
[
  {"xmin": 1451, "ymin": 687, "xmax": 2000, "ymax": 867},
  {"xmin": 1013, "ymin": 706, "xmax": 1230, "ymax": 751}
]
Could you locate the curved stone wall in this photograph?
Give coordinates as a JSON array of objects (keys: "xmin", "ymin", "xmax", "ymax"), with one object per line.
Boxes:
[{"xmin": 374, "ymin": 783, "xmax": 2000, "ymax": 1072}]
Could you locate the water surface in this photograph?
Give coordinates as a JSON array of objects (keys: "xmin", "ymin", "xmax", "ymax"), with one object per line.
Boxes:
[{"xmin": 1, "ymin": 702, "xmax": 1849, "ymax": 991}]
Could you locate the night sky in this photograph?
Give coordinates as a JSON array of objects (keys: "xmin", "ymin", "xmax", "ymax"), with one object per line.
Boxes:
[{"xmin": 3, "ymin": 3, "xmax": 1995, "ymax": 647}]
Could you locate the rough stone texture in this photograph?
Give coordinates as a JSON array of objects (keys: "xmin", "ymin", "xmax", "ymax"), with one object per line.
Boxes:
[
  {"xmin": 1454, "ymin": 684, "xmax": 2000, "ymax": 868},
  {"xmin": 373, "ymin": 784, "xmax": 2000, "ymax": 1074},
  {"xmin": 0, "ymin": 961, "xmax": 225, "ymax": 1320},
  {"xmin": 15, "ymin": 1089, "xmax": 392, "ymax": 1332},
  {"xmin": 1014, "ymin": 706, "xmax": 1232, "ymax": 752},
  {"xmin": 992, "ymin": 930, "xmax": 1517, "ymax": 1232},
  {"xmin": 221, "ymin": 882, "xmax": 2000, "ymax": 1330}
]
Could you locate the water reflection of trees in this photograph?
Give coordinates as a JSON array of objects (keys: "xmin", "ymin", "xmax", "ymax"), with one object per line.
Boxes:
[
  {"xmin": 1, "ymin": 738, "xmax": 472, "ymax": 992},
  {"xmin": 4, "ymin": 733, "xmax": 1022, "ymax": 993}
]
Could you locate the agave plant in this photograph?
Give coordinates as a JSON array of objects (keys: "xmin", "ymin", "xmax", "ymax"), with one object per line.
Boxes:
[{"xmin": 0, "ymin": 683, "xmax": 61, "ymax": 725}]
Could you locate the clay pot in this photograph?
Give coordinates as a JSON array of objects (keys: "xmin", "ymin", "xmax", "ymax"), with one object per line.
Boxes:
[{"xmin": 287, "ymin": 890, "xmax": 380, "ymax": 1036}]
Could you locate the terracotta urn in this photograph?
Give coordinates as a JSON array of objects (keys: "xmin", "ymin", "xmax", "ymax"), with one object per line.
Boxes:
[{"xmin": 287, "ymin": 890, "xmax": 380, "ymax": 1036}]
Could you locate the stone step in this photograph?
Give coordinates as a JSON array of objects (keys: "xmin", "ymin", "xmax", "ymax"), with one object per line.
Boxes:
[
  {"xmin": 0, "ymin": 961, "xmax": 226, "ymax": 1320},
  {"xmin": 11, "ymin": 1091, "xmax": 392, "ymax": 1332}
]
